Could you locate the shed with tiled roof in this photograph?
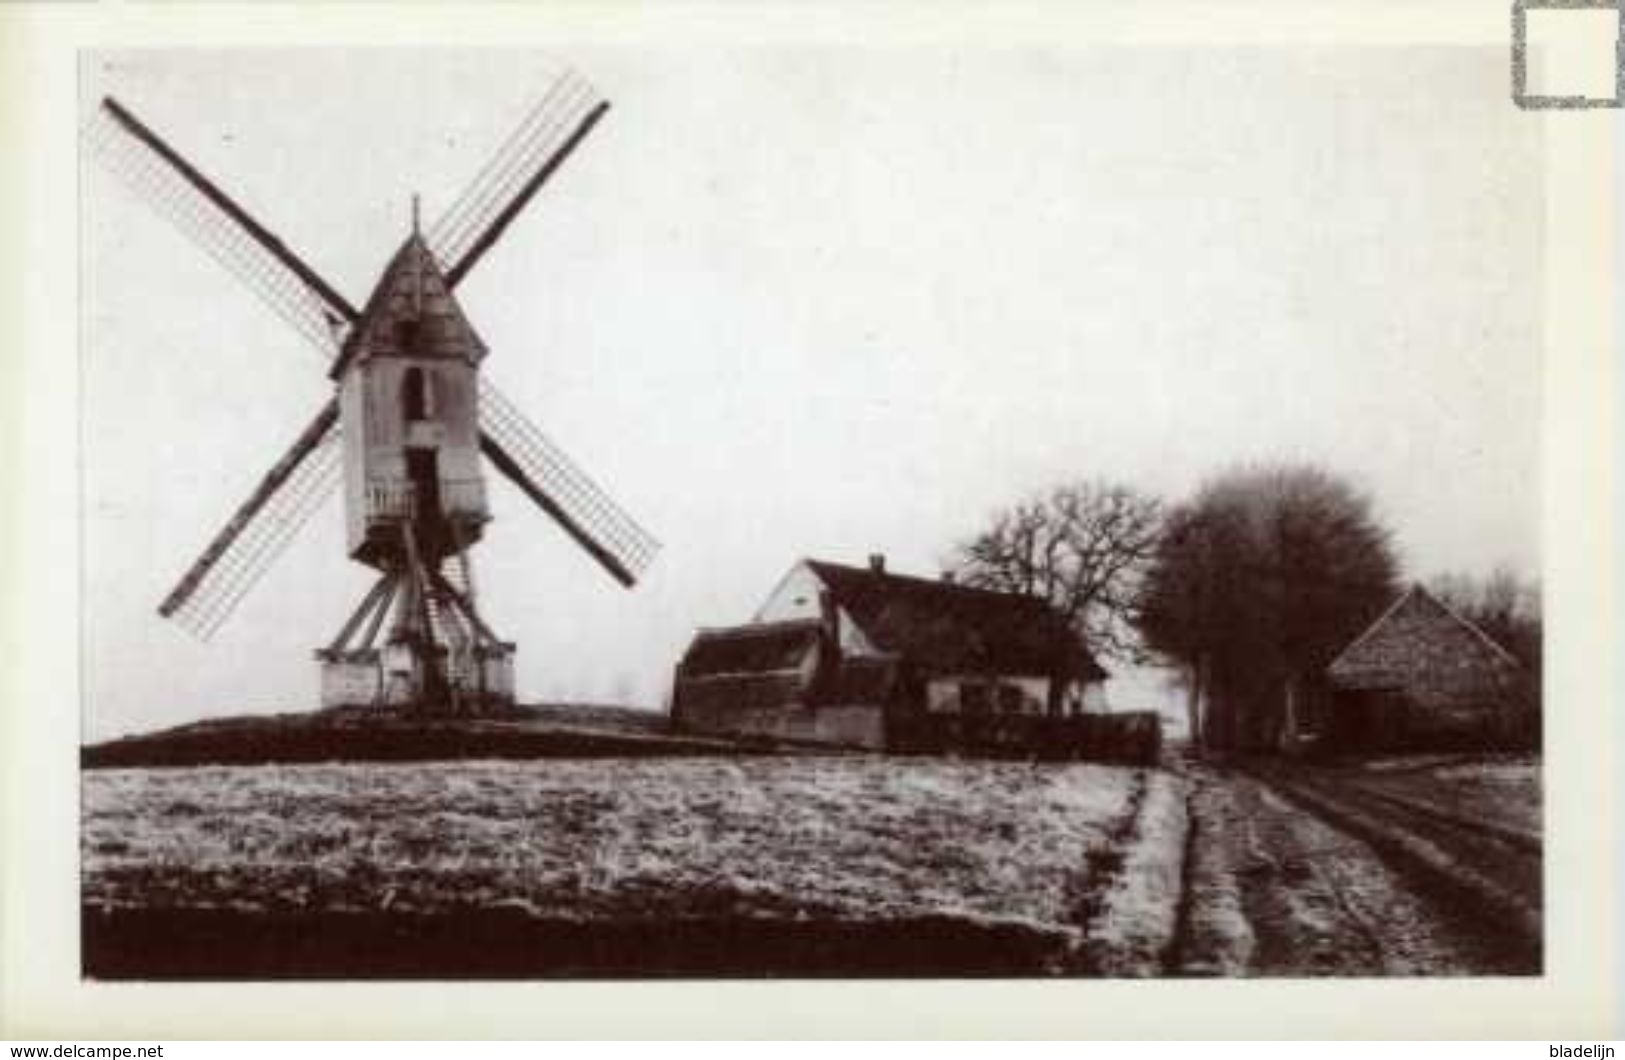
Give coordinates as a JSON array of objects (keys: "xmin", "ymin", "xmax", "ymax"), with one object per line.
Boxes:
[{"xmin": 1322, "ymin": 584, "xmax": 1531, "ymax": 750}]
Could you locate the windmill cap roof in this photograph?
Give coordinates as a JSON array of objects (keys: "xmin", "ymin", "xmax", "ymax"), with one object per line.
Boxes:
[{"xmin": 329, "ymin": 234, "xmax": 488, "ymax": 380}]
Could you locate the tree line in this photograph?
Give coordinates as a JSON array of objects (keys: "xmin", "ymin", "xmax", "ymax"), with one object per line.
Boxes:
[{"xmin": 952, "ymin": 464, "xmax": 1540, "ymax": 753}]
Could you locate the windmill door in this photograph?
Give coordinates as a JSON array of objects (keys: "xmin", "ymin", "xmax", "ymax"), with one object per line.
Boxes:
[{"xmin": 406, "ymin": 448, "xmax": 442, "ymax": 528}]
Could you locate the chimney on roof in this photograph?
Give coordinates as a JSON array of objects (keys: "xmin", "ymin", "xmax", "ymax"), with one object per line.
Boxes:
[
  {"xmin": 868, "ymin": 553, "xmax": 886, "ymax": 574},
  {"xmin": 940, "ymin": 570, "xmax": 956, "ymax": 585}
]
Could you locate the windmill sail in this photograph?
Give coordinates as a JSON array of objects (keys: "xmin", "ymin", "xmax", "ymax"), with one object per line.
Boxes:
[
  {"xmin": 423, "ymin": 72, "xmax": 656, "ymax": 586},
  {"xmin": 428, "ymin": 70, "xmax": 610, "ymax": 287},
  {"xmin": 479, "ymin": 382, "xmax": 658, "ymax": 587},
  {"xmin": 160, "ymin": 400, "xmax": 343, "ymax": 638},
  {"xmin": 88, "ymin": 97, "xmax": 357, "ymax": 360}
]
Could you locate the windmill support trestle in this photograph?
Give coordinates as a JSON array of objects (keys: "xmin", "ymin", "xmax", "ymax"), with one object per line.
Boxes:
[{"xmin": 314, "ymin": 551, "xmax": 515, "ymax": 716}]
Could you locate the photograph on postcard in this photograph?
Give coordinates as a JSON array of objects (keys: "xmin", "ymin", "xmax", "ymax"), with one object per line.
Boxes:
[{"xmin": 78, "ymin": 45, "xmax": 1543, "ymax": 980}]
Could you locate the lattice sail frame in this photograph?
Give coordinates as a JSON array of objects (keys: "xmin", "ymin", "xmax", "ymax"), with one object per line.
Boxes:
[
  {"xmin": 87, "ymin": 104, "xmax": 349, "ymax": 362},
  {"xmin": 426, "ymin": 69, "xmax": 606, "ymax": 277},
  {"xmin": 480, "ymin": 383, "xmax": 660, "ymax": 586},
  {"xmin": 158, "ymin": 403, "xmax": 343, "ymax": 639}
]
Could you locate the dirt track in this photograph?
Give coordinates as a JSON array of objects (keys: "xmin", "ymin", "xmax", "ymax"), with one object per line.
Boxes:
[{"xmin": 1173, "ymin": 761, "xmax": 1540, "ymax": 976}]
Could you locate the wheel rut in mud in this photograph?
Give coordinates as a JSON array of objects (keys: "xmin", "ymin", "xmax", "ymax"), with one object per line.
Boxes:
[{"xmin": 1167, "ymin": 762, "xmax": 1539, "ymax": 976}]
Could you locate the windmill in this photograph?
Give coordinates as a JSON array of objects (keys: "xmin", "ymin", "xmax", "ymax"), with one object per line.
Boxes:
[{"xmin": 89, "ymin": 69, "xmax": 659, "ymax": 716}]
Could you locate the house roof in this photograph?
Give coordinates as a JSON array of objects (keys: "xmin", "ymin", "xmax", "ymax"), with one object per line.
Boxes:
[
  {"xmin": 678, "ymin": 619, "xmax": 823, "ymax": 678},
  {"xmin": 1327, "ymin": 583, "xmax": 1521, "ymax": 687},
  {"xmin": 329, "ymin": 234, "xmax": 488, "ymax": 380},
  {"xmin": 805, "ymin": 559, "xmax": 1107, "ymax": 679}
]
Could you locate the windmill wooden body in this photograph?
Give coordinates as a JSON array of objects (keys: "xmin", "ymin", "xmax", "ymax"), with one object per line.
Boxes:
[{"xmin": 92, "ymin": 71, "xmax": 658, "ymax": 715}]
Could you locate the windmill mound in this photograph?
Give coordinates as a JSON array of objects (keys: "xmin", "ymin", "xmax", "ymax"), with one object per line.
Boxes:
[{"xmin": 81, "ymin": 704, "xmax": 768, "ymax": 770}]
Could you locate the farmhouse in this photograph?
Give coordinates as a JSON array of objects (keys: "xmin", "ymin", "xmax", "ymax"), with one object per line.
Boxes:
[
  {"xmin": 1321, "ymin": 584, "xmax": 1533, "ymax": 751},
  {"xmin": 671, "ymin": 555, "xmax": 1114, "ymax": 753}
]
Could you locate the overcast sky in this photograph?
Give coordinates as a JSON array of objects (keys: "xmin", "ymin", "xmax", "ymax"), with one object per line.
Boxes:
[{"xmin": 81, "ymin": 47, "xmax": 1542, "ymax": 741}]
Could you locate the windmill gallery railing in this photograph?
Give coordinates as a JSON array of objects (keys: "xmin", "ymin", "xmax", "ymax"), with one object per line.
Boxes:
[{"xmin": 364, "ymin": 478, "xmax": 488, "ymax": 522}]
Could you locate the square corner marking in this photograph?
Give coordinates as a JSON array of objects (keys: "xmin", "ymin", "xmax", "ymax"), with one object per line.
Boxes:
[{"xmin": 1512, "ymin": 0, "xmax": 1624, "ymax": 109}]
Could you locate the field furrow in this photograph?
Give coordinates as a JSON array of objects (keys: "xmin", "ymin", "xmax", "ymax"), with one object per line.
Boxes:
[{"xmin": 83, "ymin": 756, "xmax": 1175, "ymax": 976}]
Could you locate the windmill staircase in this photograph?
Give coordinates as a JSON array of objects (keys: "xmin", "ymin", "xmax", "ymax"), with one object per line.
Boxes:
[{"xmin": 314, "ymin": 517, "xmax": 514, "ymax": 715}]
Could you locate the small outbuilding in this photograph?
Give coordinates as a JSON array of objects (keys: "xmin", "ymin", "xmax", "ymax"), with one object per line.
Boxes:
[
  {"xmin": 1322, "ymin": 584, "xmax": 1533, "ymax": 751},
  {"xmin": 671, "ymin": 554, "xmax": 1143, "ymax": 757}
]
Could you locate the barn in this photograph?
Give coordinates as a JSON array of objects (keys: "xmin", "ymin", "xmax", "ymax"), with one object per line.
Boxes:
[
  {"xmin": 670, "ymin": 555, "xmax": 1115, "ymax": 753},
  {"xmin": 1322, "ymin": 584, "xmax": 1534, "ymax": 751}
]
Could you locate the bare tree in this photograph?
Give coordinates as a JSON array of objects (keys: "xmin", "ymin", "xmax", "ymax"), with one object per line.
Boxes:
[
  {"xmin": 1429, "ymin": 567, "xmax": 1541, "ymax": 671},
  {"xmin": 1137, "ymin": 464, "xmax": 1399, "ymax": 752},
  {"xmin": 954, "ymin": 481, "xmax": 1162, "ymax": 661}
]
